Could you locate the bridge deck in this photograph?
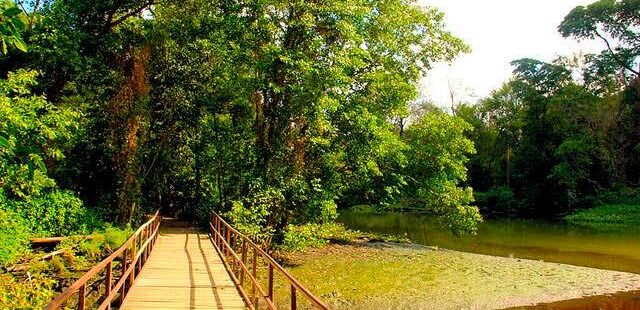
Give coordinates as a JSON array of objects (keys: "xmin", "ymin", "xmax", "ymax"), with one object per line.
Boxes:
[{"xmin": 121, "ymin": 226, "xmax": 245, "ymax": 310}]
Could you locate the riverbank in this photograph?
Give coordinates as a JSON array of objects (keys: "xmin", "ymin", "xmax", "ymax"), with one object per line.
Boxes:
[
  {"xmin": 338, "ymin": 211, "xmax": 640, "ymax": 274},
  {"xmin": 276, "ymin": 243, "xmax": 640, "ymax": 310},
  {"xmin": 565, "ymin": 204, "xmax": 640, "ymax": 230}
]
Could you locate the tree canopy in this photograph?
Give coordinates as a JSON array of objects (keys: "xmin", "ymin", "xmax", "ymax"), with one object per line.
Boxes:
[{"xmin": 0, "ymin": 0, "xmax": 482, "ymax": 241}]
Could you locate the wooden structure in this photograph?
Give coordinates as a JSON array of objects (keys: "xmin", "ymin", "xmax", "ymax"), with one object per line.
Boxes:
[
  {"xmin": 45, "ymin": 212, "xmax": 330, "ymax": 310},
  {"xmin": 45, "ymin": 211, "xmax": 161, "ymax": 310},
  {"xmin": 210, "ymin": 214, "xmax": 330, "ymax": 310},
  {"xmin": 120, "ymin": 226, "xmax": 245, "ymax": 309}
]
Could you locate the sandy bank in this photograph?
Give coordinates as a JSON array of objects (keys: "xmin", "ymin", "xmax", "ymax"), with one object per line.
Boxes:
[{"xmin": 277, "ymin": 243, "xmax": 640, "ymax": 310}]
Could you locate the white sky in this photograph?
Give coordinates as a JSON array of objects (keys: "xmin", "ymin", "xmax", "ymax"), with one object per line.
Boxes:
[{"xmin": 419, "ymin": 0, "xmax": 603, "ymax": 106}]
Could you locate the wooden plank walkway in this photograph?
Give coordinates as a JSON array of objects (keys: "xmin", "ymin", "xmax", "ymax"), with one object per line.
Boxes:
[{"xmin": 121, "ymin": 225, "xmax": 246, "ymax": 310}]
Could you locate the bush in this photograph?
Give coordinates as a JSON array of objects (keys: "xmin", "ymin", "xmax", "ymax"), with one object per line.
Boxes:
[
  {"xmin": 474, "ymin": 186, "xmax": 517, "ymax": 216},
  {"xmin": 0, "ymin": 273, "xmax": 56, "ymax": 309},
  {"xmin": 8, "ymin": 190, "xmax": 100, "ymax": 236},
  {"xmin": 0, "ymin": 208, "xmax": 30, "ymax": 266},
  {"xmin": 305, "ymin": 199, "xmax": 338, "ymax": 224},
  {"xmin": 592, "ymin": 187, "xmax": 640, "ymax": 206},
  {"xmin": 225, "ymin": 200, "xmax": 274, "ymax": 241},
  {"xmin": 280, "ymin": 224, "xmax": 329, "ymax": 251},
  {"xmin": 565, "ymin": 204, "xmax": 640, "ymax": 229},
  {"xmin": 279, "ymin": 223, "xmax": 360, "ymax": 251},
  {"xmin": 349, "ymin": 205, "xmax": 380, "ymax": 213},
  {"xmin": 57, "ymin": 226, "xmax": 134, "ymax": 261}
]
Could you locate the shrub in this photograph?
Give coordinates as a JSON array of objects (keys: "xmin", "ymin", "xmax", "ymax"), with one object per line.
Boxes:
[
  {"xmin": 8, "ymin": 190, "xmax": 100, "ymax": 236},
  {"xmin": 0, "ymin": 207, "xmax": 30, "ymax": 266},
  {"xmin": 279, "ymin": 223, "xmax": 360, "ymax": 251},
  {"xmin": 349, "ymin": 205, "xmax": 380, "ymax": 213},
  {"xmin": 474, "ymin": 186, "xmax": 517, "ymax": 216},
  {"xmin": 305, "ymin": 199, "xmax": 338, "ymax": 224},
  {"xmin": 225, "ymin": 200, "xmax": 274, "ymax": 241},
  {"xmin": 0, "ymin": 273, "xmax": 56, "ymax": 309},
  {"xmin": 57, "ymin": 226, "xmax": 133, "ymax": 261},
  {"xmin": 592, "ymin": 188, "xmax": 640, "ymax": 206},
  {"xmin": 565, "ymin": 204, "xmax": 640, "ymax": 227},
  {"xmin": 280, "ymin": 224, "xmax": 329, "ymax": 251}
]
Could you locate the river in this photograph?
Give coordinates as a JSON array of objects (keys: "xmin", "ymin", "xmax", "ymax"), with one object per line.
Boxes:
[
  {"xmin": 338, "ymin": 211, "xmax": 640, "ymax": 274},
  {"xmin": 338, "ymin": 211, "xmax": 640, "ymax": 309}
]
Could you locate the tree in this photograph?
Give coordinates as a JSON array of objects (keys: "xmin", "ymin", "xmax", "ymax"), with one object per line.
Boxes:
[
  {"xmin": 559, "ymin": 0, "xmax": 640, "ymax": 79},
  {"xmin": 404, "ymin": 110, "xmax": 481, "ymax": 234},
  {"xmin": 560, "ymin": 0, "xmax": 640, "ymax": 184},
  {"xmin": 0, "ymin": 1, "xmax": 28, "ymax": 54}
]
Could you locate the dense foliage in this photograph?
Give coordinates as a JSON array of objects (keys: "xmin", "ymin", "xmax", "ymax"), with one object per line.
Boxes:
[
  {"xmin": 0, "ymin": 0, "xmax": 483, "ymax": 250},
  {"xmin": 461, "ymin": 0, "xmax": 640, "ymax": 218}
]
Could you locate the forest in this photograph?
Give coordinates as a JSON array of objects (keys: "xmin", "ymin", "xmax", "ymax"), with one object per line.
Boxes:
[{"xmin": 1, "ymin": 0, "xmax": 640, "ymax": 308}]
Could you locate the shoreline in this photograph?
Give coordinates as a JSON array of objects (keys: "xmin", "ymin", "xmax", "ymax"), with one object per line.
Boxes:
[{"xmin": 278, "ymin": 242, "xmax": 640, "ymax": 309}]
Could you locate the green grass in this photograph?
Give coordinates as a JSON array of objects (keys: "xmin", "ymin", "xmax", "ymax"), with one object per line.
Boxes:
[{"xmin": 565, "ymin": 204, "xmax": 640, "ymax": 230}]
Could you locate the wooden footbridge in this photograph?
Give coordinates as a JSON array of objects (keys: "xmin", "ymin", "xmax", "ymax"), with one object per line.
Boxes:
[{"xmin": 44, "ymin": 212, "xmax": 329, "ymax": 310}]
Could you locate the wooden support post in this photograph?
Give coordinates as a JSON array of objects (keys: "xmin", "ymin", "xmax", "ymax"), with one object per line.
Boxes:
[
  {"xmin": 240, "ymin": 240, "xmax": 247, "ymax": 284},
  {"xmin": 217, "ymin": 218, "xmax": 221, "ymax": 246},
  {"xmin": 268, "ymin": 264, "xmax": 274, "ymax": 301},
  {"xmin": 145, "ymin": 228, "xmax": 149, "ymax": 262},
  {"xmin": 120, "ymin": 281, "xmax": 126, "ymax": 306},
  {"xmin": 122, "ymin": 248, "xmax": 128, "ymax": 295},
  {"xmin": 252, "ymin": 247, "xmax": 258, "ymax": 306},
  {"xmin": 291, "ymin": 285, "xmax": 297, "ymax": 310},
  {"xmin": 137, "ymin": 234, "xmax": 143, "ymax": 270},
  {"xmin": 105, "ymin": 261, "xmax": 113, "ymax": 309},
  {"xmin": 130, "ymin": 241, "xmax": 136, "ymax": 288},
  {"xmin": 226, "ymin": 227, "xmax": 231, "ymax": 257},
  {"xmin": 77, "ymin": 284, "xmax": 86, "ymax": 310}
]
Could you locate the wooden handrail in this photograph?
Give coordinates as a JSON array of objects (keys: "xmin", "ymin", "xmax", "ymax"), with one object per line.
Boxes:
[
  {"xmin": 45, "ymin": 210, "xmax": 161, "ymax": 310},
  {"xmin": 210, "ymin": 213, "xmax": 331, "ymax": 310}
]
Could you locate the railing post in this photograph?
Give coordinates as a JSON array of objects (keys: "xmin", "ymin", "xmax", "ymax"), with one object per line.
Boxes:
[
  {"xmin": 121, "ymin": 248, "xmax": 128, "ymax": 295},
  {"xmin": 252, "ymin": 247, "xmax": 258, "ymax": 306},
  {"xmin": 240, "ymin": 240, "xmax": 247, "ymax": 284},
  {"xmin": 137, "ymin": 234, "xmax": 142, "ymax": 270},
  {"xmin": 105, "ymin": 261, "xmax": 113, "ymax": 309},
  {"xmin": 217, "ymin": 217, "xmax": 221, "ymax": 245},
  {"xmin": 291, "ymin": 285, "xmax": 297, "ymax": 310},
  {"xmin": 143, "ymin": 227, "xmax": 149, "ymax": 263},
  {"xmin": 215, "ymin": 216, "xmax": 220, "ymax": 245},
  {"xmin": 77, "ymin": 284, "xmax": 86, "ymax": 310},
  {"xmin": 268, "ymin": 264, "xmax": 274, "ymax": 301},
  {"xmin": 130, "ymin": 239, "xmax": 136, "ymax": 288}
]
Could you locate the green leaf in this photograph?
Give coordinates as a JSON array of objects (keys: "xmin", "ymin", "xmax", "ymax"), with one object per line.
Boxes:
[
  {"xmin": 10, "ymin": 18, "xmax": 25, "ymax": 32},
  {"xmin": 2, "ymin": 38, "xmax": 7, "ymax": 55},
  {"xmin": 0, "ymin": 135, "xmax": 8, "ymax": 149},
  {"xmin": 3, "ymin": 7, "xmax": 23, "ymax": 18},
  {"xmin": 12, "ymin": 37, "xmax": 27, "ymax": 52}
]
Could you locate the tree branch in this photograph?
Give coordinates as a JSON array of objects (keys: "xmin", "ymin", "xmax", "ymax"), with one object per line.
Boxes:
[
  {"xmin": 17, "ymin": 1, "xmax": 28, "ymax": 15},
  {"xmin": 28, "ymin": 0, "xmax": 42, "ymax": 30},
  {"xmin": 595, "ymin": 30, "xmax": 640, "ymax": 76},
  {"xmin": 108, "ymin": 0, "xmax": 155, "ymax": 30}
]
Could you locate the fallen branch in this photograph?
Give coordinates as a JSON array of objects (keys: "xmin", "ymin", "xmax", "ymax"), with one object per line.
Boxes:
[
  {"xmin": 31, "ymin": 237, "xmax": 68, "ymax": 246},
  {"xmin": 31, "ymin": 236, "xmax": 94, "ymax": 247},
  {"xmin": 6, "ymin": 250, "xmax": 67, "ymax": 272}
]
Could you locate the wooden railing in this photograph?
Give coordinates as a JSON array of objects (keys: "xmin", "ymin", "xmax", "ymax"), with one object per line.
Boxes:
[
  {"xmin": 210, "ymin": 213, "xmax": 330, "ymax": 310},
  {"xmin": 45, "ymin": 211, "xmax": 161, "ymax": 310}
]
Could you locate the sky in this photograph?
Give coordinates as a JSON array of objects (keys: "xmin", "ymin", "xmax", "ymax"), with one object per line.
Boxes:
[{"xmin": 418, "ymin": 0, "xmax": 603, "ymax": 106}]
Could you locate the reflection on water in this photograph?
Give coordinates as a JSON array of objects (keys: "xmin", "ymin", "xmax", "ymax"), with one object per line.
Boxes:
[
  {"xmin": 338, "ymin": 211, "xmax": 640, "ymax": 309},
  {"xmin": 338, "ymin": 212, "xmax": 640, "ymax": 274}
]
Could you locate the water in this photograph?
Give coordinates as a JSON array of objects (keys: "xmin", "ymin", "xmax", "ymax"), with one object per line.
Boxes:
[
  {"xmin": 338, "ymin": 211, "xmax": 640, "ymax": 309},
  {"xmin": 338, "ymin": 211, "xmax": 640, "ymax": 275}
]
